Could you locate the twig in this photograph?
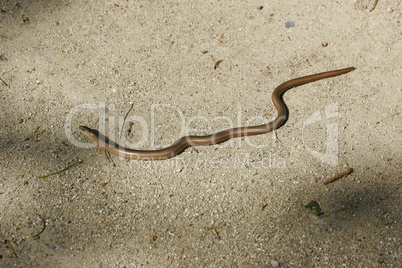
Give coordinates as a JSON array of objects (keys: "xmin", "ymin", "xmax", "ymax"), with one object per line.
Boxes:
[
  {"xmin": 274, "ymin": 130, "xmax": 293, "ymax": 148},
  {"xmin": 211, "ymin": 227, "xmax": 221, "ymax": 240},
  {"xmin": 35, "ymin": 128, "xmax": 48, "ymax": 137},
  {"xmin": 5, "ymin": 240, "xmax": 18, "ymax": 257},
  {"xmin": 213, "ymin": 59, "xmax": 223, "ymax": 69},
  {"xmin": 104, "ymin": 150, "xmax": 116, "ymax": 167},
  {"xmin": 119, "ymin": 102, "xmax": 134, "ymax": 139},
  {"xmin": 0, "ymin": 77, "xmax": 8, "ymax": 86},
  {"xmin": 33, "ymin": 214, "xmax": 46, "ymax": 237},
  {"xmin": 25, "ymin": 127, "xmax": 48, "ymax": 141},
  {"xmin": 370, "ymin": 0, "xmax": 379, "ymax": 12},
  {"xmin": 37, "ymin": 160, "xmax": 82, "ymax": 178},
  {"xmin": 323, "ymin": 167, "xmax": 353, "ymax": 185},
  {"xmin": 24, "ymin": 126, "xmax": 40, "ymax": 141}
]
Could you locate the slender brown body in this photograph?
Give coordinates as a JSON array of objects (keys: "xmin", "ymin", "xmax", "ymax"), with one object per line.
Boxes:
[{"xmin": 80, "ymin": 67, "xmax": 355, "ymax": 160}]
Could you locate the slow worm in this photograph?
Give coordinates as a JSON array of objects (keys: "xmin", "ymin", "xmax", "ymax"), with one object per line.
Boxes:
[{"xmin": 80, "ymin": 67, "xmax": 355, "ymax": 160}]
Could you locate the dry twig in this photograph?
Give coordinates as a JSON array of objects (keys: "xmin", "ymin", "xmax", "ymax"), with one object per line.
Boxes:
[{"xmin": 323, "ymin": 167, "xmax": 353, "ymax": 185}]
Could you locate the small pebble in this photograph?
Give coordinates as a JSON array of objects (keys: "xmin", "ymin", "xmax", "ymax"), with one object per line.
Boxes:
[
  {"xmin": 257, "ymin": 6, "xmax": 263, "ymax": 10},
  {"xmin": 285, "ymin": 21, "xmax": 295, "ymax": 28},
  {"xmin": 271, "ymin": 260, "xmax": 279, "ymax": 267},
  {"xmin": 48, "ymin": 244, "xmax": 56, "ymax": 249}
]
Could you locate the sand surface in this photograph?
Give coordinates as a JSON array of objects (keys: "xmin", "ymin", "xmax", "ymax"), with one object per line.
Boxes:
[{"xmin": 0, "ymin": 0, "xmax": 400, "ymax": 267}]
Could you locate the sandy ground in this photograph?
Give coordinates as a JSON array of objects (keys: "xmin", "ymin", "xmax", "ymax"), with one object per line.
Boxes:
[{"xmin": 0, "ymin": 0, "xmax": 401, "ymax": 267}]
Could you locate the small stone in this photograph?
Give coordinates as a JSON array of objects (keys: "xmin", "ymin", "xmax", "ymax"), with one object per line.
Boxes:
[
  {"xmin": 271, "ymin": 260, "xmax": 279, "ymax": 267},
  {"xmin": 257, "ymin": 6, "xmax": 263, "ymax": 10},
  {"xmin": 285, "ymin": 21, "xmax": 295, "ymax": 28}
]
